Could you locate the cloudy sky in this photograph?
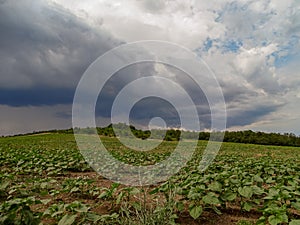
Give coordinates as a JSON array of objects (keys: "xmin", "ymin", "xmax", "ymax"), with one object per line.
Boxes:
[{"xmin": 0, "ymin": 0, "xmax": 300, "ymax": 136}]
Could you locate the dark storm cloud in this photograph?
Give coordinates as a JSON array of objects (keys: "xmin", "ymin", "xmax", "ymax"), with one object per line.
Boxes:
[
  {"xmin": 223, "ymin": 91, "xmax": 284, "ymax": 130},
  {"xmin": 0, "ymin": 88, "xmax": 74, "ymax": 106},
  {"xmin": 95, "ymin": 62, "xmax": 156, "ymax": 119},
  {"xmin": 129, "ymin": 97, "xmax": 181, "ymax": 128},
  {"xmin": 0, "ymin": 0, "xmax": 120, "ymax": 106},
  {"xmin": 94, "ymin": 62, "xmax": 213, "ymax": 129},
  {"xmin": 227, "ymin": 103, "xmax": 283, "ymax": 127},
  {"xmin": 94, "ymin": 60, "xmax": 282, "ymax": 130},
  {"xmin": 55, "ymin": 111, "xmax": 72, "ymax": 119},
  {"xmin": 221, "ymin": 82, "xmax": 256, "ymax": 103}
]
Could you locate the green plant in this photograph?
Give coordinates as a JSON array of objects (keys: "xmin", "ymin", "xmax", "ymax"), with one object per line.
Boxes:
[
  {"xmin": 236, "ymin": 220, "xmax": 254, "ymax": 225},
  {"xmin": 0, "ymin": 197, "xmax": 42, "ymax": 225},
  {"xmin": 1, "ymin": 133, "xmax": 300, "ymax": 224}
]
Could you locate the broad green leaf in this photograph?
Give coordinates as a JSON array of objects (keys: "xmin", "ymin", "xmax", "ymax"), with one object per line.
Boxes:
[
  {"xmin": 238, "ymin": 186, "xmax": 253, "ymax": 198},
  {"xmin": 86, "ymin": 213, "xmax": 101, "ymax": 222},
  {"xmin": 253, "ymin": 175, "xmax": 264, "ymax": 183},
  {"xmin": 242, "ymin": 202, "xmax": 252, "ymax": 212},
  {"xmin": 230, "ymin": 178, "xmax": 240, "ymax": 185},
  {"xmin": 189, "ymin": 205, "xmax": 202, "ymax": 219},
  {"xmin": 75, "ymin": 204, "xmax": 89, "ymax": 213},
  {"xmin": 281, "ymin": 190, "xmax": 291, "ymax": 199},
  {"xmin": 208, "ymin": 181, "xmax": 222, "ymax": 192},
  {"xmin": 291, "ymin": 201, "xmax": 300, "ymax": 210},
  {"xmin": 252, "ymin": 185, "xmax": 265, "ymax": 195},
  {"xmin": 202, "ymin": 192, "xmax": 220, "ymax": 205},
  {"xmin": 268, "ymin": 214, "xmax": 288, "ymax": 225},
  {"xmin": 266, "ymin": 177, "xmax": 275, "ymax": 183},
  {"xmin": 268, "ymin": 215, "xmax": 281, "ymax": 225},
  {"xmin": 264, "ymin": 188, "xmax": 280, "ymax": 200},
  {"xmin": 0, "ymin": 181, "xmax": 10, "ymax": 190},
  {"xmin": 187, "ymin": 189, "xmax": 202, "ymax": 200},
  {"xmin": 58, "ymin": 214, "xmax": 77, "ymax": 225},
  {"xmin": 176, "ymin": 201, "xmax": 185, "ymax": 211},
  {"xmin": 221, "ymin": 191, "xmax": 236, "ymax": 201},
  {"xmin": 256, "ymin": 216, "xmax": 266, "ymax": 225},
  {"xmin": 290, "ymin": 220, "xmax": 300, "ymax": 225}
]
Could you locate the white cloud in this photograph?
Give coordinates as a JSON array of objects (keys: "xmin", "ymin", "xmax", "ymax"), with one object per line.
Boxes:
[
  {"xmin": 50, "ymin": 0, "xmax": 226, "ymax": 49},
  {"xmin": 235, "ymin": 44, "xmax": 277, "ymax": 76}
]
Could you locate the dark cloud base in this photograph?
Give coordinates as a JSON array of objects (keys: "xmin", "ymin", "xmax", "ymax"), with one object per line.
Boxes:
[
  {"xmin": 0, "ymin": 88, "xmax": 74, "ymax": 106},
  {"xmin": 227, "ymin": 104, "xmax": 281, "ymax": 127}
]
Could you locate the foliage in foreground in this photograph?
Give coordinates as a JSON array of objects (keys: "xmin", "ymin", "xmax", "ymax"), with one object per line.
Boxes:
[{"xmin": 0, "ymin": 134, "xmax": 300, "ymax": 224}]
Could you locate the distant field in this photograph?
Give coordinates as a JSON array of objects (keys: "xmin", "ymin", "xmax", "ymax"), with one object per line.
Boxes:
[{"xmin": 0, "ymin": 133, "xmax": 300, "ymax": 224}]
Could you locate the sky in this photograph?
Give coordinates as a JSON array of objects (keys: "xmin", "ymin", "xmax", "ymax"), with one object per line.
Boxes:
[{"xmin": 0, "ymin": 0, "xmax": 300, "ymax": 136}]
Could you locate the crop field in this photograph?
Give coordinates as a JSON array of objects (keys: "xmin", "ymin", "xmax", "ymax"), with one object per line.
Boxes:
[{"xmin": 0, "ymin": 133, "xmax": 300, "ymax": 225}]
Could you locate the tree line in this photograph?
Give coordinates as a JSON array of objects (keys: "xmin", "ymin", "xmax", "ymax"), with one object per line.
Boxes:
[{"xmin": 12, "ymin": 124, "xmax": 300, "ymax": 147}]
